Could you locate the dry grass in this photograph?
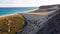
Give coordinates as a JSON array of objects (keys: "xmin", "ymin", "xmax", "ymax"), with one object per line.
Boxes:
[{"xmin": 0, "ymin": 14, "xmax": 25, "ymax": 34}]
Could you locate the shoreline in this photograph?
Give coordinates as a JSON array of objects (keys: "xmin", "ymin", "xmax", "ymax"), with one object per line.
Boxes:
[
  {"xmin": 0, "ymin": 8, "xmax": 38, "ymax": 17},
  {"xmin": 0, "ymin": 13, "xmax": 18, "ymax": 17},
  {"xmin": 20, "ymin": 8, "xmax": 38, "ymax": 13}
]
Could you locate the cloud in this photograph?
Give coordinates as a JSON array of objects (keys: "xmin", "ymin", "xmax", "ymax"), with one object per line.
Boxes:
[{"xmin": 0, "ymin": 0, "xmax": 60, "ymax": 7}]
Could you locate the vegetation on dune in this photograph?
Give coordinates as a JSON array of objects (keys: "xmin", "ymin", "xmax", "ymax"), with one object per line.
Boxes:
[{"xmin": 0, "ymin": 14, "xmax": 25, "ymax": 34}]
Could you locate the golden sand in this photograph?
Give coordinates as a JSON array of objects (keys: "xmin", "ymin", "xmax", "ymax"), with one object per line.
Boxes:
[{"xmin": 28, "ymin": 9, "xmax": 48, "ymax": 13}]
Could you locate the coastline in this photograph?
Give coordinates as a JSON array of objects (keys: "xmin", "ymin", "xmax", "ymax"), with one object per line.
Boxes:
[
  {"xmin": 19, "ymin": 8, "xmax": 38, "ymax": 13},
  {"xmin": 0, "ymin": 13, "xmax": 18, "ymax": 17},
  {"xmin": 0, "ymin": 8, "xmax": 38, "ymax": 17}
]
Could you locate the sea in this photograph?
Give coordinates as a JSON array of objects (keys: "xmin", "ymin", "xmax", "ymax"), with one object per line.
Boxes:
[{"xmin": 0, "ymin": 7, "xmax": 38, "ymax": 16}]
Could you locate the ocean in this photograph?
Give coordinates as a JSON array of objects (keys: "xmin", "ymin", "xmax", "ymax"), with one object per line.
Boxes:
[{"xmin": 0, "ymin": 7, "xmax": 38, "ymax": 16}]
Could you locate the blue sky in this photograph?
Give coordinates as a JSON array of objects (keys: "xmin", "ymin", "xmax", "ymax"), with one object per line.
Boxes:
[{"xmin": 0, "ymin": 0, "xmax": 60, "ymax": 7}]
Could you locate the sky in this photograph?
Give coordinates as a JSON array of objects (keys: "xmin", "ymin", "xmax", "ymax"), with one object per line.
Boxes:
[{"xmin": 0, "ymin": 0, "xmax": 60, "ymax": 7}]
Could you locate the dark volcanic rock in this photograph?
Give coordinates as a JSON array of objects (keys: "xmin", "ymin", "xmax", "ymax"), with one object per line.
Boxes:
[
  {"xmin": 39, "ymin": 4, "xmax": 60, "ymax": 11},
  {"xmin": 37, "ymin": 12, "xmax": 60, "ymax": 34},
  {"xmin": 39, "ymin": 4, "xmax": 60, "ymax": 9},
  {"xmin": 37, "ymin": 4, "xmax": 60, "ymax": 34}
]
